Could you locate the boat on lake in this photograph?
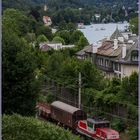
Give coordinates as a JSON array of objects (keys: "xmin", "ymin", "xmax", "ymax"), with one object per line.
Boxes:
[{"xmin": 100, "ymin": 27, "xmax": 106, "ymax": 30}]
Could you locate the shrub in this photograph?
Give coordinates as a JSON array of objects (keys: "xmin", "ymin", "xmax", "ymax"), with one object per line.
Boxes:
[
  {"xmin": 111, "ymin": 118, "xmax": 126, "ymax": 132},
  {"xmin": 3, "ymin": 114, "xmax": 82, "ymax": 140}
]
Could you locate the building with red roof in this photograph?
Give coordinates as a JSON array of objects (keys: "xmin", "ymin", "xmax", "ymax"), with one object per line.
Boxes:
[{"xmin": 43, "ymin": 16, "xmax": 52, "ymax": 26}]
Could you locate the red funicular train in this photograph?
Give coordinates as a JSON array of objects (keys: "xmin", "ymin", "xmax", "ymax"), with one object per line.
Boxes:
[{"xmin": 36, "ymin": 101, "xmax": 120, "ymax": 140}]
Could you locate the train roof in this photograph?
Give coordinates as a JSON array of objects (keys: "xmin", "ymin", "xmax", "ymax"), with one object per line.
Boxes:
[
  {"xmin": 87, "ymin": 118, "xmax": 110, "ymax": 124},
  {"xmin": 51, "ymin": 101, "xmax": 81, "ymax": 114}
]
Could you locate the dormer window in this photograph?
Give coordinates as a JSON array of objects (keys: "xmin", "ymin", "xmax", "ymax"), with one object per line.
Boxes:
[
  {"xmin": 131, "ymin": 50, "xmax": 138, "ymax": 61},
  {"xmin": 131, "ymin": 55, "xmax": 138, "ymax": 61}
]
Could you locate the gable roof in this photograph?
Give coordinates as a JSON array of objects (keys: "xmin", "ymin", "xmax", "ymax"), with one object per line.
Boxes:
[
  {"xmin": 76, "ymin": 45, "xmax": 92, "ymax": 56},
  {"xmin": 97, "ymin": 41, "xmax": 119, "ymax": 57},
  {"xmin": 39, "ymin": 43, "xmax": 52, "ymax": 52},
  {"xmin": 96, "ymin": 39, "xmax": 137, "ymax": 62},
  {"xmin": 118, "ymin": 39, "xmax": 138, "ymax": 64},
  {"xmin": 43, "ymin": 16, "xmax": 51, "ymax": 21}
]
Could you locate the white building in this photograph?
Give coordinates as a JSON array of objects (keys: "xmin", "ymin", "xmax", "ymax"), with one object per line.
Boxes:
[
  {"xmin": 40, "ymin": 42, "xmax": 75, "ymax": 50},
  {"xmin": 43, "ymin": 16, "xmax": 52, "ymax": 26}
]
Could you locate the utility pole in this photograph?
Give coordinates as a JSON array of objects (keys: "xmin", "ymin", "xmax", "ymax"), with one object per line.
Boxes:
[
  {"xmin": 0, "ymin": 0, "xmax": 2, "ymax": 139},
  {"xmin": 138, "ymin": 1, "xmax": 140, "ymax": 140},
  {"xmin": 78, "ymin": 72, "xmax": 81, "ymax": 109}
]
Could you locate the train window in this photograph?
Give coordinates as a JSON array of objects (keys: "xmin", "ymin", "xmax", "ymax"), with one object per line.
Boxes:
[
  {"xmin": 95, "ymin": 123, "xmax": 110, "ymax": 128},
  {"xmin": 87, "ymin": 121, "xmax": 93, "ymax": 128}
]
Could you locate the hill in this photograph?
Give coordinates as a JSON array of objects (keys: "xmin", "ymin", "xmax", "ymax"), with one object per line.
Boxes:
[{"xmin": 2, "ymin": 0, "xmax": 138, "ymax": 10}]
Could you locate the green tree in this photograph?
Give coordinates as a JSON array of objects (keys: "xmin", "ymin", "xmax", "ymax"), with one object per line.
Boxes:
[
  {"xmin": 71, "ymin": 30, "xmax": 84, "ymax": 44},
  {"xmin": 80, "ymin": 60, "xmax": 103, "ymax": 90},
  {"xmin": 46, "ymin": 93, "xmax": 56, "ymax": 103},
  {"xmin": 129, "ymin": 72, "xmax": 138, "ymax": 100},
  {"xmin": 56, "ymin": 30, "xmax": 71, "ymax": 44},
  {"xmin": 130, "ymin": 17, "xmax": 138, "ymax": 35},
  {"xmin": 36, "ymin": 25, "xmax": 53, "ymax": 41},
  {"xmin": 67, "ymin": 22, "xmax": 76, "ymax": 32},
  {"xmin": 52, "ymin": 36, "xmax": 65, "ymax": 44},
  {"xmin": 111, "ymin": 118, "xmax": 125, "ymax": 132},
  {"xmin": 29, "ymin": 6, "xmax": 41, "ymax": 21},
  {"xmin": 58, "ymin": 20, "xmax": 67, "ymax": 30},
  {"xmin": 37, "ymin": 34, "xmax": 49, "ymax": 43},
  {"xmin": 117, "ymin": 8, "xmax": 125, "ymax": 22},
  {"xmin": 121, "ymin": 72, "xmax": 138, "ymax": 104},
  {"xmin": 78, "ymin": 36, "xmax": 89, "ymax": 49},
  {"xmin": 25, "ymin": 32, "xmax": 36, "ymax": 43},
  {"xmin": 3, "ymin": 114, "xmax": 82, "ymax": 140},
  {"xmin": 2, "ymin": 30, "xmax": 40, "ymax": 116},
  {"xmin": 3, "ymin": 8, "xmax": 35, "ymax": 36},
  {"xmin": 128, "ymin": 127, "xmax": 138, "ymax": 140}
]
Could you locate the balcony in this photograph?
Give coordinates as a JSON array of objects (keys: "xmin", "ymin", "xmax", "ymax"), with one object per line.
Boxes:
[{"xmin": 97, "ymin": 65, "xmax": 113, "ymax": 72}]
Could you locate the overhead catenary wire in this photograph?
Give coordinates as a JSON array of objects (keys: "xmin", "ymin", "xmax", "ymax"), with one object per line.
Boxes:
[
  {"xmin": 43, "ymin": 77, "xmax": 139, "ymax": 108},
  {"xmin": 40, "ymin": 97, "xmax": 138, "ymax": 125},
  {"xmin": 51, "ymin": 94, "xmax": 138, "ymax": 124},
  {"xmin": 42, "ymin": 75, "xmax": 138, "ymax": 124}
]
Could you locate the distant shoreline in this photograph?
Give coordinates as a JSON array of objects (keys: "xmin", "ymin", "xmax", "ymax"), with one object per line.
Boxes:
[{"xmin": 79, "ymin": 23, "xmax": 129, "ymax": 44}]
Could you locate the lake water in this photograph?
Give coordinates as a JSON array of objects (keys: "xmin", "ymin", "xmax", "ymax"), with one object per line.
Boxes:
[{"xmin": 79, "ymin": 23, "xmax": 129, "ymax": 44}]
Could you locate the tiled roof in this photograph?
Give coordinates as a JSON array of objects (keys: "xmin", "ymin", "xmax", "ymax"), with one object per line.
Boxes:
[
  {"xmin": 43, "ymin": 16, "xmax": 51, "ymax": 21},
  {"xmin": 97, "ymin": 41, "xmax": 117, "ymax": 56},
  {"xmin": 97, "ymin": 29, "xmax": 138, "ymax": 61},
  {"xmin": 39, "ymin": 43, "xmax": 52, "ymax": 52},
  {"xmin": 76, "ymin": 45, "xmax": 92, "ymax": 56},
  {"xmin": 85, "ymin": 46, "xmax": 93, "ymax": 53},
  {"xmin": 76, "ymin": 29, "xmax": 138, "ymax": 65},
  {"xmin": 96, "ymin": 39, "xmax": 137, "ymax": 62}
]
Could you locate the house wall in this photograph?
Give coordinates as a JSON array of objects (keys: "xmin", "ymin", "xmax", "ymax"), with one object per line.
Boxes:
[
  {"xmin": 97, "ymin": 61, "xmax": 138, "ymax": 79},
  {"xmin": 43, "ymin": 18, "xmax": 52, "ymax": 26},
  {"xmin": 95, "ymin": 55, "xmax": 114, "ymax": 72},
  {"xmin": 121, "ymin": 64, "xmax": 138, "ymax": 78},
  {"xmin": 47, "ymin": 43, "xmax": 62, "ymax": 50},
  {"xmin": 45, "ymin": 21, "xmax": 52, "ymax": 26}
]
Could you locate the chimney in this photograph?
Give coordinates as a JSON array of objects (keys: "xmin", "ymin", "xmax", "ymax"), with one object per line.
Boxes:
[
  {"xmin": 114, "ymin": 39, "xmax": 118, "ymax": 49},
  {"xmin": 97, "ymin": 41, "xmax": 102, "ymax": 48},
  {"xmin": 122, "ymin": 44, "xmax": 126, "ymax": 58},
  {"xmin": 92, "ymin": 44, "xmax": 98, "ymax": 53},
  {"xmin": 124, "ymin": 34, "xmax": 129, "ymax": 40},
  {"xmin": 118, "ymin": 37, "xmax": 124, "ymax": 42},
  {"xmin": 128, "ymin": 40, "xmax": 134, "ymax": 44}
]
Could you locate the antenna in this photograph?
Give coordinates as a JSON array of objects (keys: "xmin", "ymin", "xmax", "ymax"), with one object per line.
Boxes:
[{"xmin": 78, "ymin": 72, "xmax": 81, "ymax": 109}]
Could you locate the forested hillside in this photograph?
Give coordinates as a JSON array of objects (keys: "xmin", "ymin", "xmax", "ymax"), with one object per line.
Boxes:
[
  {"xmin": 3, "ymin": 0, "xmax": 138, "ymax": 10},
  {"xmin": 2, "ymin": 0, "xmax": 138, "ymax": 24}
]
